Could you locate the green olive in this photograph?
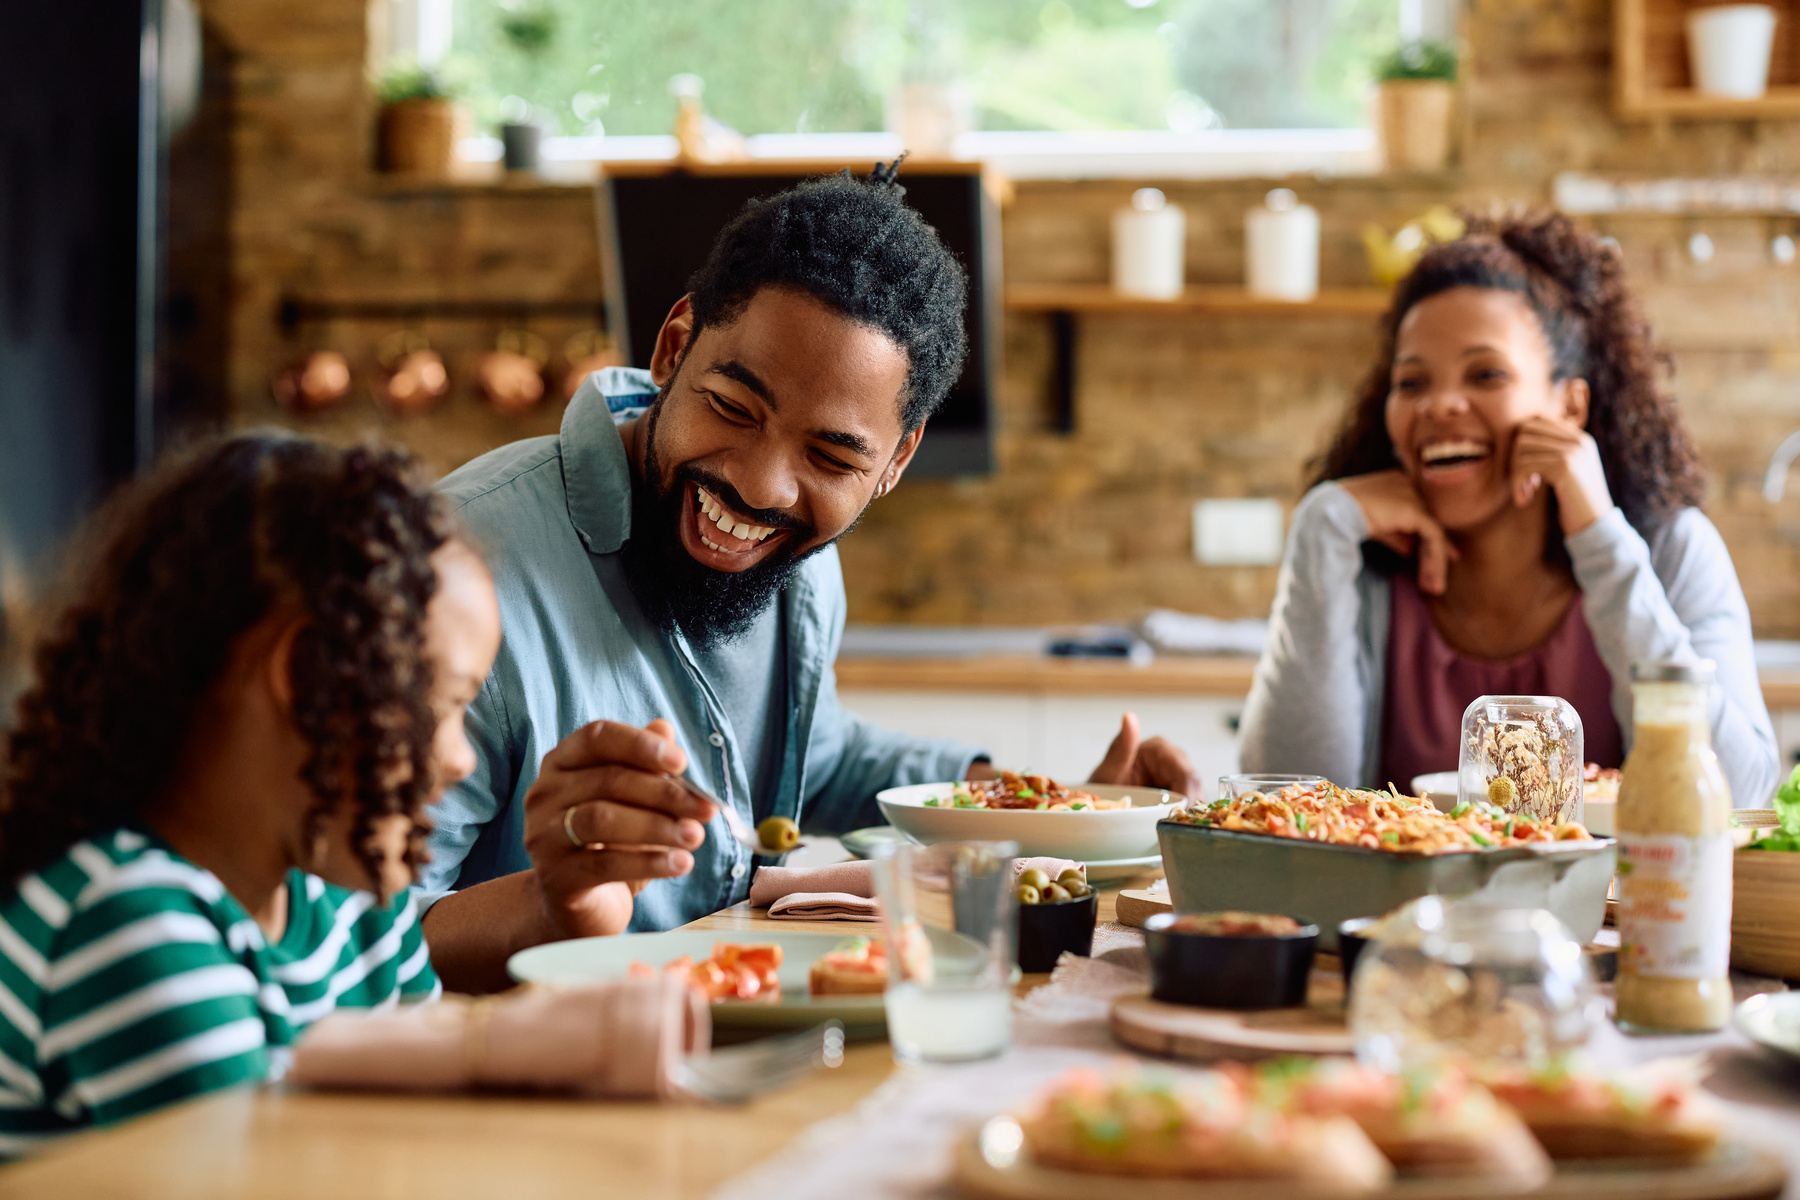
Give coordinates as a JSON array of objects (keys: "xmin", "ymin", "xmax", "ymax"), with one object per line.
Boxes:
[
  {"xmin": 1056, "ymin": 869, "xmax": 1086, "ymax": 889},
  {"xmin": 1042, "ymin": 882, "xmax": 1072, "ymax": 903},
  {"xmin": 757, "ymin": 816, "xmax": 800, "ymax": 852},
  {"xmin": 1065, "ymin": 881, "xmax": 1092, "ymax": 899},
  {"xmin": 1019, "ymin": 868, "xmax": 1051, "ymax": 890},
  {"xmin": 1017, "ymin": 884, "xmax": 1041, "ymax": 905}
]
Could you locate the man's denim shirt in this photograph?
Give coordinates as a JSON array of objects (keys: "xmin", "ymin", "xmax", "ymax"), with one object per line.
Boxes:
[{"xmin": 420, "ymin": 368, "xmax": 981, "ymax": 931}]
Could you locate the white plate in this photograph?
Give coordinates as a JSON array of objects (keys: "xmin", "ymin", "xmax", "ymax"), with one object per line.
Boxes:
[
  {"xmin": 844, "ymin": 826, "xmax": 1162, "ymax": 881},
  {"xmin": 876, "ymin": 782, "xmax": 1184, "ymax": 861},
  {"xmin": 1081, "ymin": 853, "xmax": 1165, "ymax": 882},
  {"xmin": 1735, "ymin": 992, "xmax": 1800, "ymax": 1065},
  {"xmin": 508, "ymin": 927, "xmax": 985, "ymax": 1030},
  {"xmin": 1412, "ymin": 771, "xmax": 1618, "ymax": 834},
  {"xmin": 1411, "ymin": 771, "xmax": 1459, "ymax": 811}
]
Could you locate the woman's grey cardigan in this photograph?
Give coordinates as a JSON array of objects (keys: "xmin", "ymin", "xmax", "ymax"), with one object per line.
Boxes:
[{"xmin": 1238, "ymin": 482, "xmax": 1781, "ymax": 808}]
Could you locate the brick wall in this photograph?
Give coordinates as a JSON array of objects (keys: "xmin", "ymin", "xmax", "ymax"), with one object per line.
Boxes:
[{"xmin": 191, "ymin": 0, "xmax": 1800, "ymax": 635}]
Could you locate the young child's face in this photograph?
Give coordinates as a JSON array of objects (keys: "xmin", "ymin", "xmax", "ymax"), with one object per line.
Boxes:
[{"xmin": 310, "ymin": 541, "xmax": 502, "ymax": 899}]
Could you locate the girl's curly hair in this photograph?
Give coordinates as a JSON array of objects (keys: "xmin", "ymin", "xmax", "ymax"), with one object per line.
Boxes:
[
  {"xmin": 1, "ymin": 433, "xmax": 450, "ymax": 892},
  {"xmin": 1311, "ymin": 207, "xmax": 1706, "ymax": 540}
]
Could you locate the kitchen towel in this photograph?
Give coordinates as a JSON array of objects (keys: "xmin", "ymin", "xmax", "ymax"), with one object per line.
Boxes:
[{"xmin": 288, "ymin": 976, "xmax": 709, "ymax": 1099}]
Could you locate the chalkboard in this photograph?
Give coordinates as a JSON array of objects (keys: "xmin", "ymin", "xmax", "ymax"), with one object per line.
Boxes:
[{"xmin": 599, "ymin": 165, "xmax": 997, "ymax": 477}]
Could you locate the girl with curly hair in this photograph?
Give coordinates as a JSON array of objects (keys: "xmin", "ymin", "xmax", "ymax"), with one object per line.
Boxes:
[
  {"xmin": 0, "ymin": 433, "xmax": 500, "ymax": 1153},
  {"xmin": 1239, "ymin": 208, "xmax": 1779, "ymax": 807}
]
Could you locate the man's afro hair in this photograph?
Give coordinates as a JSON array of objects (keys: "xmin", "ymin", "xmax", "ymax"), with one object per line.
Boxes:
[{"xmin": 684, "ymin": 158, "xmax": 969, "ymax": 435}]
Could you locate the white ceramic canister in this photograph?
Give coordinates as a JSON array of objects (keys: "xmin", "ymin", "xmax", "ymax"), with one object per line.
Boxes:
[
  {"xmin": 1112, "ymin": 188, "xmax": 1185, "ymax": 300},
  {"xmin": 1687, "ymin": 4, "xmax": 1778, "ymax": 99},
  {"xmin": 1245, "ymin": 188, "xmax": 1319, "ymax": 301}
]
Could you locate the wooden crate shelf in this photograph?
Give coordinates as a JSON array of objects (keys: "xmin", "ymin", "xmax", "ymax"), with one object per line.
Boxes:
[{"xmin": 1616, "ymin": 0, "xmax": 1800, "ymax": 119}]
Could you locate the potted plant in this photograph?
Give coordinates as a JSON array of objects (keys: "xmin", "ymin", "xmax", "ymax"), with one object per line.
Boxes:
[
  {"xmin": 375, "ymin": 60, "xmax": 460, "ymax": 177},
  {"xmin": 497, "ymin": 4, "xmax": 558, "ymax": 174},
  {"xmin": 1374, "ymin": 41, "xmax": 1458, "ymax": 172}
]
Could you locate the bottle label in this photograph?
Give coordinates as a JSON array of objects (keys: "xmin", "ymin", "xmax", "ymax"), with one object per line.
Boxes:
[{"xmin": 1617, "ymin": 833, "xmax": 1733, "ymax": 979}]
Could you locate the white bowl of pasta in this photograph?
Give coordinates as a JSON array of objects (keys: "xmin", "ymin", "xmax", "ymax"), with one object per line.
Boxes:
[{"xmin": 875, "ymin": 774, "xmax": 1185, "ymax": 862}]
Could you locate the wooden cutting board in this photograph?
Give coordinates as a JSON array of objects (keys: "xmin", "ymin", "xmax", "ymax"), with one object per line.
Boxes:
[
  {"xmin": 1113, "ymin": 888, "xmax": 1172, "ymax": 928},
  {"xmin": 1110, "ymin": 968, "xmax": 1354, "ymax": 1061}
]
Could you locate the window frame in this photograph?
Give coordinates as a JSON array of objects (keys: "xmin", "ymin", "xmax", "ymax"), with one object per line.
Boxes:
[{"xmin": 456, "ymin": 128, "xmax": 1379, "ymax": 182}]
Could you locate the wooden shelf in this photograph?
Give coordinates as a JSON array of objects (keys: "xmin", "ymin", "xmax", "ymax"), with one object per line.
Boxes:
[
  {"xmin": 1616, "ymin": 0, "xmax": 1800, "ymax": 120},
  {"xmin": 1004, "ymin": 283, "xmax": 1390, "ymax": 316}
]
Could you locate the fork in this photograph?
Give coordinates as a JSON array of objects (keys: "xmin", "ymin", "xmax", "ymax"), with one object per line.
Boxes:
[
  {"xmin": 674, "ymin": 1020, "xmax": 846, "ymax": 1103},
  {"xmin": 668, "ymin": 773, "xmax": 791, "ymax": 856}
]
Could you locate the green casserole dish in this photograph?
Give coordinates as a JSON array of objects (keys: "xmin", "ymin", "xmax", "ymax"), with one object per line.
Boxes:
[{"xmin": 1157, "ymin": 819, "xmax": 1616, "ymax": 952}]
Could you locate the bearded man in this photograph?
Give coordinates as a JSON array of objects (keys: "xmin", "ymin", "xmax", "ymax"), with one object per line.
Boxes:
[{"xmin": 419, "ymin": 166, "xmax": 1200, "ymax": 991}]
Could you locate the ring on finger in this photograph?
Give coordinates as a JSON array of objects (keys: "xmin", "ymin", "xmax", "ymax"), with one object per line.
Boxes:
[{"xmin": 563, "ymin": 805, "xmax": 588, "ymax": 849}]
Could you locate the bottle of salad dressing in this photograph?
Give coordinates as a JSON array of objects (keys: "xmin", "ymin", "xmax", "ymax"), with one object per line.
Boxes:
[{"xmin": 1615, "ymin": 660, "xmax": 1733, "ymax": 1033}]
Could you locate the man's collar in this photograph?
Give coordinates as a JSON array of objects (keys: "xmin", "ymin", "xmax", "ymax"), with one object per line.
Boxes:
[{"xmin": 560, "ymin": 371, "xmax": 648, "ymax": 554}]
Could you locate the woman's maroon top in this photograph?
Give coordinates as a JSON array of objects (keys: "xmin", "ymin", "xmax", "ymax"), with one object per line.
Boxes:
[{"xmin": 1379, "ymin": 574, "xmax": 1624, "ymax": 790}]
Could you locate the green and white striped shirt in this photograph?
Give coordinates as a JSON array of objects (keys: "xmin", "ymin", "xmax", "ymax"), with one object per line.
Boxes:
[{"xmin": 0, "ymin": 828, "xmax": 438, "ymax": 1155}]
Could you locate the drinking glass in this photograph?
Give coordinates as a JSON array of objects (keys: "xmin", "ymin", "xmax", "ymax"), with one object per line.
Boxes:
[
  {"xmin": 869, "ymin": 839, "xmax": 1018, "ymax": 1064},
  {"xmin": 1218, "ymin": 773, "xmax": 1326, "ymax": 801}
]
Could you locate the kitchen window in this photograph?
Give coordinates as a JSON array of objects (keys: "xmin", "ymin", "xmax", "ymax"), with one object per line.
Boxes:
[{"xmin": 374, "ymin": 0, "xmax": 1449, "ymax": 178}]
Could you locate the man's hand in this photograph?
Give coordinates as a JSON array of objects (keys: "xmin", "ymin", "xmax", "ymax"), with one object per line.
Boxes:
[
  {"xmin": 1510, "ymin": 414, "xmax": 1613, "ymax": 536},
  {"xmin": 521, "ymin": 718, "xmax": 717, "ymax": 940},
  {"xmin": 1089, "ymin": 712, "xmax": 1204, "ymax": 803},
  {"xmin": 1339, "ymin": 469, "xmax": 1460, "ymax": 595}
]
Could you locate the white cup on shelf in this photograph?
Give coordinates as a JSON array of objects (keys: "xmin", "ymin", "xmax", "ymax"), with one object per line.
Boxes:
[
  {"xmin": 1111, "ymin": 188, "xmax": 1185, "ymax": 300},
  {"xmin": 1245, "ymin": 187, "xmax": 1320, "ymax": 301},
  {"xmin": 1688, "ymin": 4, "xmax": 1778, "ymax": 99}
]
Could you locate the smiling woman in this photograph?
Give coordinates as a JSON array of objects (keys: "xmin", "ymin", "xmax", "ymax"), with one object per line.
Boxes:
[{"xmin": 1237, "ymin": 207, "xmax": 1781, "ymax": 809}]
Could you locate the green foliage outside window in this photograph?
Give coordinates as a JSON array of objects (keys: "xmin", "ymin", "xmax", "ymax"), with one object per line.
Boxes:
[{"xmin": 449, "ymin": 0, "xmax": 1401, "ymax": 137}]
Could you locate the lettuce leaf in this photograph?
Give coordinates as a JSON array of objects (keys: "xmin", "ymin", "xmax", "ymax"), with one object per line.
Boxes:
[{"xmin": 1747, "ymin": 764, "xmax": 1800, "ymax": 851}]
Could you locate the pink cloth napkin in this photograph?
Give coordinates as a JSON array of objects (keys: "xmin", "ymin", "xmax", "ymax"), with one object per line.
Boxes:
[
  {"xmin": 1014, "ymin": 857, "xmax": 1084, "ymax": 883},
  {"xmin": 750, "ymin": 862, "xmax": 880, "ymax": 920},
  {"xmin": 288, "ymin": 976, "xmax": 709, "ymax": 1099}
]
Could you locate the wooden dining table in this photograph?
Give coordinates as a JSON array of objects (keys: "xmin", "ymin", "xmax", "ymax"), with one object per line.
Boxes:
[{"xmin": 0, "ymin": 878, "xmax": 1152, "ymax": 1200}]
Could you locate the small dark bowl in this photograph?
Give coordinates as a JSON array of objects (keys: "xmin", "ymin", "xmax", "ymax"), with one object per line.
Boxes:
[
  {"xmin": 1016, "ymin": 891, "xmax": 1098, "ymax": 972},
  {"xmin": 1336, "ymin": 916, "xmax": 1380, "ymax": 995},
  {"xmin": 1143, "ymin": 912, "xmax": 1319, "ymax": 1009}
]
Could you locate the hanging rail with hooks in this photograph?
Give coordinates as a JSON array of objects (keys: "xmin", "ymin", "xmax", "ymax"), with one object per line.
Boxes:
[{"xmin": 276, "ymin": 296, "xmax": 609, "ymax": 331}]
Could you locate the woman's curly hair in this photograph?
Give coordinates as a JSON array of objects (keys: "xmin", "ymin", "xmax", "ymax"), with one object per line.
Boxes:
[
  {"xmin": 1, "ymin": 432, "xmax": 450, "ymax": 892},
  {"xmin": 1311, "ymin": 207, "xmax": 1706, "ymax": 542}
]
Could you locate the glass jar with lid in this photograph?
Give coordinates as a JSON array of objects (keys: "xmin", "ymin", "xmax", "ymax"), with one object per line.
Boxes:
[
  {"xmin": 1614, "ymin": 659, "xmax": 1733, "ymax": 1033},
  {"xmin": 1457, "ymin": 695, "xmax": 1584, "ymax": 824},
  {"xmin": 1347, "ymin": 896, "xmax": 1598, "ymax": 1072}
]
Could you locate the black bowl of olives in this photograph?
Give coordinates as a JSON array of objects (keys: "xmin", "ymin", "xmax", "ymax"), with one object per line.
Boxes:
[{"xmin": 1015, "ymin": 866, "xmax": 1098, "ymax": 973}]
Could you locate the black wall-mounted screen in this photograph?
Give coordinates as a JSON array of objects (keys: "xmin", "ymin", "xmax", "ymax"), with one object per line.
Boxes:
[{"xmin": 600, "ymin": 167, "xmax": 998, "ymax": 476}]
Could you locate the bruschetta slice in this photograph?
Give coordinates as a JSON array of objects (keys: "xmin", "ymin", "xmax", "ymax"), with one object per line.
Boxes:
[{"xmin": 1017, "ymin": 1067, "xmax": 1392, "ymax": 1191}]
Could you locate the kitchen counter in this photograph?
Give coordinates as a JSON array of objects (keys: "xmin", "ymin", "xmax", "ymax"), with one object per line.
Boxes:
[
  {"xmin": 835, "ymin": 631, "xmax": 1800, "ymax": 780},
  {"xmin": 836, "ymin": 653, "xmax": 1800, "ymax": 706},
  {"xmin": 834, "ymin": 653, "xmax": 1258, "ymax": 696}
]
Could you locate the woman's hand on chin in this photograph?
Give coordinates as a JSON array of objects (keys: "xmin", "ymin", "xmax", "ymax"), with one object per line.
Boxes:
[
  {"xmin": 1510, "ymin": 415, "xmax": 1614, "ymax": 535},
  {"xmin": 1339, "ymin": 469, "xmax": 1459, "ymax": 595}
]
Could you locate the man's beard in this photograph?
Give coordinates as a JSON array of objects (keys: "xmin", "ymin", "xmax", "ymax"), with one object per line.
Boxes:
[{"xmin": 621, "ymin": 398, "xmax": 843, "ymax": 647}]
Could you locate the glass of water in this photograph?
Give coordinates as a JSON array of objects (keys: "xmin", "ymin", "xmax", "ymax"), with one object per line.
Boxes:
[
  {"xmin": 869, "ymin": 839, "xmax": 1018, "ymax": 1065},
  {"xmin": 1218, "ymin": 773, "xmax": 1326, "ymax": 801}
]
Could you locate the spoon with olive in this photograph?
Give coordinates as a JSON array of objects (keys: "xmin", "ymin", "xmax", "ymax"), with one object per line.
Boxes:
[{"xmin": 668, "ymin": 773, "xmax": 802, "ymax": 856}]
